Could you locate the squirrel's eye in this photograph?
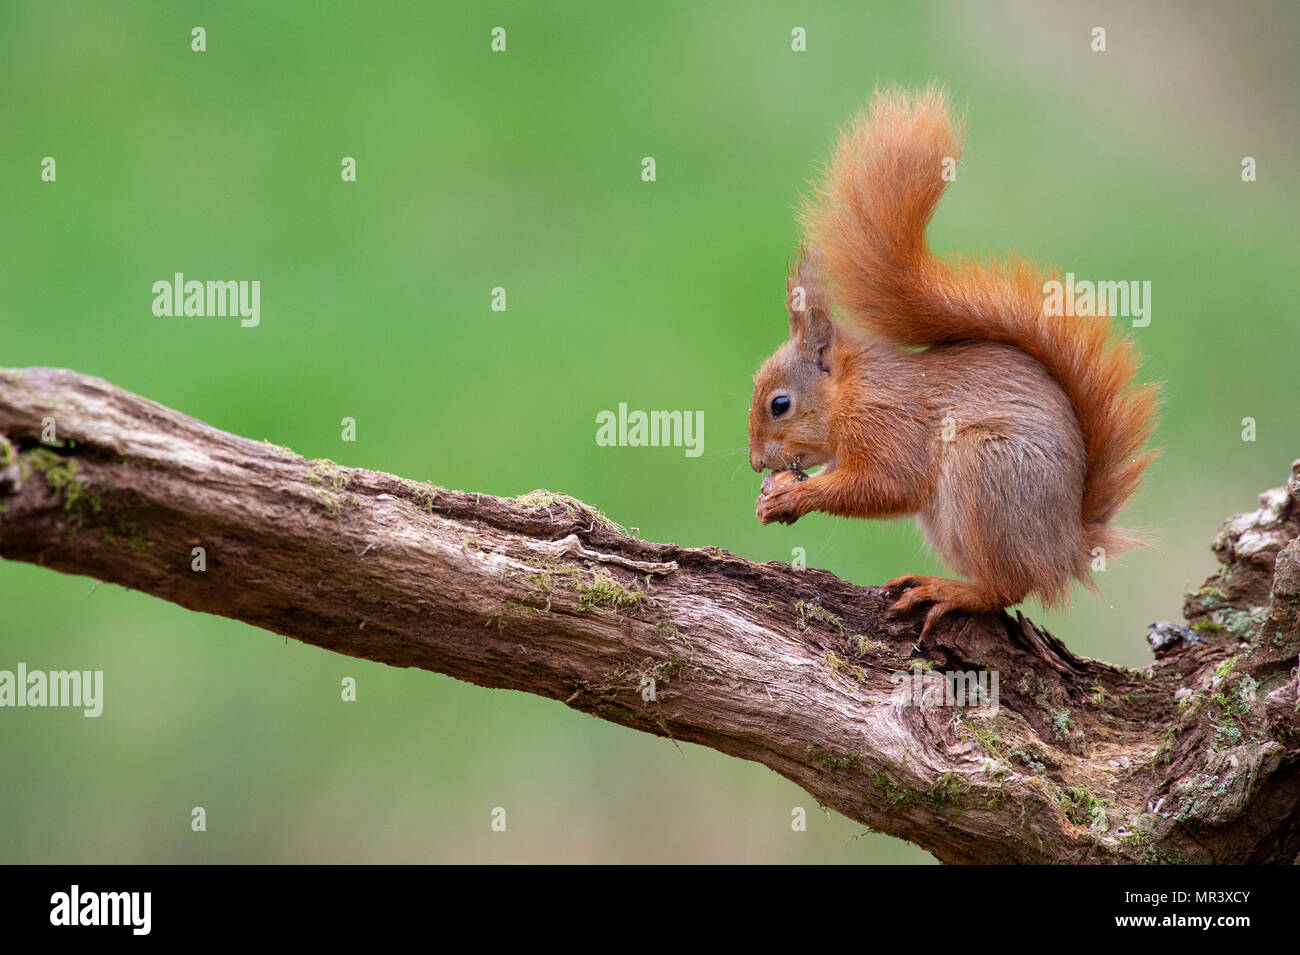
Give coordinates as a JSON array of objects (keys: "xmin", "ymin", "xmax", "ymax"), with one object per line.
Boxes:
[{"xmin": 770, "ymin": 395, "xmax": 791, "ymax": 418}]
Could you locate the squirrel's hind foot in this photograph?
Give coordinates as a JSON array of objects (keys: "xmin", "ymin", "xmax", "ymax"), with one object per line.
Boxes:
[{"xmin": 884, "ymin": 575, "xmax": 1008, "ymax": 639}]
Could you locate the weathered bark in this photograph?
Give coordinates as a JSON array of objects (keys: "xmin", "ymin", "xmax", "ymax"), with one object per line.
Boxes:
[{"xmin": 0, "ymin": 366, "xmax": 1297, "ymax": 864}]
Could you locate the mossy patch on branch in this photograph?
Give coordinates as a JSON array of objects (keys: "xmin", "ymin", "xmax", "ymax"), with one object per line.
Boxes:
[
  {"xmin": 22, "ymin": 447, "xmax": 151, "ymax": 551},
  {"xmin": 261, "ymin": 440, "xmax": 297, "ymax": 458},
  {"xmin": 304, "ymin": 459, "xmax": 358, "ymax": 518},
  {"xmin": 656, "ymin": 619, "xmax": 694, "ymax": 649},
  {"xmin": 1121, "ymin": 816, "xmax": 1188, "ymax": 864},
  {"xmin": 795, "ymin": 598, "xmax": 843, "ymax": 633},
  {"xmin": 577, "ymin": 568, "xmax": 644, "ymax": 613},
  {"xmin": 486, "ymin": 599, "xmax": 547, "ymax": 630},
  {"xmin": 962, "ymin": 720, "xmax": 1007, "ymax": 762},
  {"xmin": 405, "ymin": 482, "xmax": 440, "ymax": 513},
  {"xmin": 810, "ymin": 745, "xmax": 864, "ymax": 774},
  {"xmin": 824, "ymin": 649, "xmax": 868, "ymax": 684},
  {"xmin": 305, "ymin": 459, "xmax": 350, "ymax": 489},
  {"xmin": 515, "ymin": 489, "xmax": 624, "ymax": 534},
  {"xmin": 925, "ymin": 772, "xmax": 971, "ymax": 815},
  {"xmin": 867, "ymin": 760, "xmax": 912, "ymax": 809},
  {"xmin": 1056, "ymin": 784, "xmax": 1109, "ymax": 831},
  {"xmin": 855, "ymin": 634, "xmax": 890, "ymax": 657}
]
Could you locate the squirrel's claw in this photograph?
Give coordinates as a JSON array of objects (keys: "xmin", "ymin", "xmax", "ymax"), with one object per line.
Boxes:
[
  {"xmin": 755, "ymin": 481, "xmax": 805, "ymax": 525},
  {"xmin": 886, "ymin": 574, "xmax": 1008, "ymax": 638},
  {"xmin": 886, "ymin": 575, "xmax": 958, "ymax": 638},
  {"xmin": 883, "ymin": 574, "xmax": 926, "ymax": 594}
]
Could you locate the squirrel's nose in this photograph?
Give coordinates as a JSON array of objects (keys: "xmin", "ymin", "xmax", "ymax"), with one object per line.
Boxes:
[{"xmin": 750, "ymin": 453, "xmax": 763, "ymax": 473}]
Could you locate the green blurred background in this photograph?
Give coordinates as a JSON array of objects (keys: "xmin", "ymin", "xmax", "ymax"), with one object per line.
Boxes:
[{"xmin": 1, "ymin": 0, "xmax": 1295, "ymax": 863}]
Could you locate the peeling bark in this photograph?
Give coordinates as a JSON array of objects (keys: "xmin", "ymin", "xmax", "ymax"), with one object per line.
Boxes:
[{"xmin": 1, "ymin": 367, "xmax": 1297, "ymax": 864}]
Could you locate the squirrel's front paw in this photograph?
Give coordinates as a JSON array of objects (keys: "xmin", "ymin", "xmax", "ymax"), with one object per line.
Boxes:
[{"xmin": 756, "ymin": 471, "xmax": 808, "ymax": 525}]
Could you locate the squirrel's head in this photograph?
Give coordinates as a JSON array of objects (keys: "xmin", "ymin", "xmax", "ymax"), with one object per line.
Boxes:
[{"xmin": 748, "ymin": 259, "xmax": 837, "ymax": 474}]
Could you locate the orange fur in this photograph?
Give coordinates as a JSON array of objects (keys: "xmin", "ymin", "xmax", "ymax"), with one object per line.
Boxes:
[
  {"xmin": 750, "ymin": 86, "xmax": 1158, "ymax": 632},
  {"xmin": 801, "ymin": 85, "xmax": 1158, "ymax": 554}
]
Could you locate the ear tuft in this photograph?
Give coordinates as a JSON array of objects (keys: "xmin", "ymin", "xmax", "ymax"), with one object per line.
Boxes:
[{"xmin": 788, "ymin": 248, "xmax": 834, "ymax": 349}]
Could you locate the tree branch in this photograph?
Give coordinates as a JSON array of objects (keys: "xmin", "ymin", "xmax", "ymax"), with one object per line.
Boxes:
[{"xmin": 1, "ymin": 367, "xmax": 1297, "ymax": 863}]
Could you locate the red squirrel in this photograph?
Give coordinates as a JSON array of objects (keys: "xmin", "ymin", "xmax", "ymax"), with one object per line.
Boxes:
[{"xmin": 749, "ymin": 87, "xmax": 1157, "ymax": 636}]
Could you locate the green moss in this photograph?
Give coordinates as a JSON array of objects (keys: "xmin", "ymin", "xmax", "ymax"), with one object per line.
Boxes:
[
  {"xmin": 308, "ymin": 488, "xmax": 345, "ymax": 517},
  {"xmin": 1208, "ymin": 689, "xmax": 1250, "ymax": 719},
  {"xmin": 1051, "ymin": 708, "xmax": 1073, "ymax": 740},
  {"xmin": 1177, "ymin": 690, "xmax": 1203, "ymax": 717},
  {"xmin": 305, "ymin": 459, "xmax": 350, "ymax": 490},
  {"xmin": 506, "ymin": 557, "xmax": 644, "ymax": 617},
  {"xmin": 577, "ymin": 568, "xmax": 644, "ymax": 613},
  {"xmin": 1010, "ymin": 748, "xmax": 1047, "ymax": 775},
  {"xmin": 26, "ymin": 446, "xmax": 77, "ymax": 487},
  {"xmin": 1057, "ymin": 785, "xmax": 1108, "ymax": 830},
  {"xmin": 22, "ymin": 447, "xmax": 151, "ymax": 550},
  {"xmin": 1206, "ymin": 669, "xmax": 1258, "ymax": 750},
  {"xmin": 1121, "ymin": 817, "xmax": 1185, "ymax": 864},
  {"xmin": 0, "ymin": 435, "xmax": 13, "ymax": 468},
  {"xmin": 824, "ymin": 649, "xmax": 868, "ymax": 684},
  {"xmin": 795, "ymin": 599, "xmax": 843, "ymax": 633},
  {"xmin": 261, "ymin": 440, "xmax": 296, "ymax": 458},
  {"xmin": 1120, "ymin": 819, "xmax": 1154, "ymax": 854},
  {"xmin": 515, "ymin": 558, "xmax": 583, "ymax": 608},
  {"xmin": 304, "ymin": 460, "xmax": 356, "ymax": 518},
  {"xmin": 501, "ymin": 560, "xmax": 567, "ymax": 611},
  {"xmin": 1191, "ymin": 619, "xmax": 1224, "ymax": 633},
  {"xmin": 515, "ymin": 490, "xmax": 624, "ymax": 534},
  {"xmin": 1154, "ymin": 724, "xmax": 1177, "ymax": 765},
  {"xmin": 965, "ymin": 722, "xmax": 1007, "ymax": 762},
  {"xmin": 925, "ymin": 772, "xmax": 971, "ymax": 815},
  {"xmin": 26, "ymin": 448, "xmax": 101, "ymax": 531},
  {"xmin": 649, "ymin": 656, "xmax": 683, "ymax": 683},
  {"xmin": 100, "ymin": 512, "xmax": 152, "ymax": 554},
  {"xmin": 810, "ymin": 746, "xmax": 863, "ymax": 773},
  {"xmin": 411, "ymin": 482, "xmax": 439, "ymax": 512},
  {"xmin": 1214, "ymin": 656, "xmax": 1238, "ymax": 681},
  {"xmin": 656, "ymin": 619, "xmax": 694, "ymax": 649},
  {"xmin": 867, "ymin": 763, "xmax": 912, "ymax": 808},
  {"xmin": 855, "ymin": 635, "xmax": 890, "ymax": 657},
  {"xmin": 485, "ymin": 599, "xmax": 547, "ymax": 630}
]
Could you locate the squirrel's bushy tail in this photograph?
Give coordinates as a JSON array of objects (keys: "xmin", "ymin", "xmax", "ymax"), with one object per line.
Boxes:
[{"xmin": 801, "ymin": 85, "xmax": 1157, "ymax": 553}]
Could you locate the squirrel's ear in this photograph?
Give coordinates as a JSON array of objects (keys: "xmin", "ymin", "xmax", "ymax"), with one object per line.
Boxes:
[
  {"xmin": 786, "ymin": 271, "xmax": 807, "ymax": 339},
  {"xmin": 787, "ymin": 253, "xmax": 834, "ymax": 351}
]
